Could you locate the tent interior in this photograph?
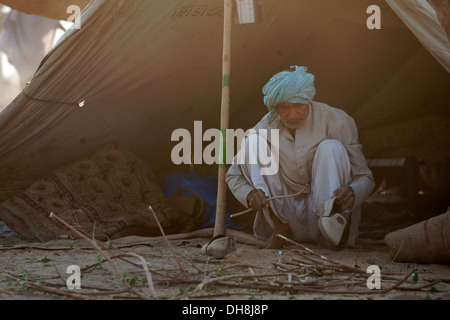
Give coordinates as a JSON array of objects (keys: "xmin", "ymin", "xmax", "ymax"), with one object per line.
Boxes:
[{"xmin": 0, "ymin": 0, "xmax": 449, "ymax": 239}]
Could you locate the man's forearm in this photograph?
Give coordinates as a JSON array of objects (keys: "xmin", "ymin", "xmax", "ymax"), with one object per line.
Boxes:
[{"xmin": 225, "ymin": 166, "xmax": 255, "ymax": 208}]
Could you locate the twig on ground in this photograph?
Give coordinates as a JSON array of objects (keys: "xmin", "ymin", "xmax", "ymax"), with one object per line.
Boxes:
[
  {"xmin": 278, "ymin": 234, "xmax": 404, "ymax": 276},
  {"xmin": 52, "ymin": 264, "xmax": 68, "ymax": 287},
  {"xmin": 114, "ymin": 252, "xmax": 157, "ymax": 297},
  {"xmin": 381, "ymin": 268, "xmax": 416, "ymax": 293},
  {"xmin": 174, "ymin": 272, "xmax": 287, "ymax": 300},
  {"xmin": 148, "ymin": 206, "xmax": 190, "ymax": 280},
  {"xmin": 277, "ymin": 235, "xmax": 338, "ymax": 266},
  {"xmin": 179, "ymin": 251, "xmax": 206, "ymax": 275},
  {"xmin": 0, "ymin": 268, "xmax": 90, "ymax": 300},
  {"xmin": 112, "ymin": 255, "xmax": 179, "ymax": 280},
  {"xmin": 28, "ymin": 281, "xmax": 93, "ymax": 300},
  {"xmin": 49, "ymin": 212, "xmax": 153, "ymax": 300},
  {"xmin": 397, "ymin": 280, "xmax": 442, "ymax": 291}
]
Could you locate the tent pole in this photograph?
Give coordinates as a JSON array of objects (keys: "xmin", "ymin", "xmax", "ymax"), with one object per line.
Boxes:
[{"xmin": 214, "ymin": 0, "xmax": 233, "ymax": 237}]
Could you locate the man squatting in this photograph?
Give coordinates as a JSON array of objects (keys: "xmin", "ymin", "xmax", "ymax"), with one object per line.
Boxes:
[{"xmin": 226, "ymin": 66, "xmax": 375, "ymax": 249}]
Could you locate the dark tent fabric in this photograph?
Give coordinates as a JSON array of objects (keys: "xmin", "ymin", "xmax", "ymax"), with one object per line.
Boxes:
[{"xmin": 0, "ymin": 0, "xmax": 449, "ymax": 204}]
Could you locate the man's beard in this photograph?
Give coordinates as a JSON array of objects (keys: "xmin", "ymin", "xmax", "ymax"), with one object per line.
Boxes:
[{"xmin": 281, "ymin": 118, "xmax": 306, "ymax": 130}]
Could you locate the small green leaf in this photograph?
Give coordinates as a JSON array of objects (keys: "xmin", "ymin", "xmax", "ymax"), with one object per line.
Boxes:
[
  {"xmin": 430, "ymin": 286, "xmax": 439, "ymax": 293},
  {"xmin": 412, "ymin": 271, "xmax": 419, "ymax": 284},
  {"xmin": 97, "ymin": 253, "xmax": 103, "ymax": 266},
  {"xmin": 214, "ymin": 266, "xmax": 226, "ymax": 277},
  {"xmin": 316, "ymin": 265, "xmax": 326, "ymax": 272},
  {"xmin": 128, "ymin": 278, "xmax": 136, "ymax": 286}
]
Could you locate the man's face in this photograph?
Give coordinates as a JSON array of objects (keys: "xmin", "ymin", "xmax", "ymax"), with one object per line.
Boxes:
[{"xmin": 275, "ymin": 102, "xmax": 309, "ymax": 129}]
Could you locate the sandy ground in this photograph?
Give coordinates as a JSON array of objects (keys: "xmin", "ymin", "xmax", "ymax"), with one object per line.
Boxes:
[
  {"xmin": 0, "ymin": 236, "xmax": 449, "ymax": 301},
  {"xmin": 0, "ymin": 203, "xmax": 449, "ymax": 301}
]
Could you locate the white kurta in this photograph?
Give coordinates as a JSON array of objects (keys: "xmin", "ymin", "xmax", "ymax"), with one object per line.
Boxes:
[{"xmin": 226, "ymin": 101, "xmax": 375, "ymax": 247}]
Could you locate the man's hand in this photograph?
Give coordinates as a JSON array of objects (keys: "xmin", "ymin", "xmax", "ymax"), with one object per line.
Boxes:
[
  {"xmin": 332, "ymin": 186, "xmax": 355, "ymax": 212},
  {"xmin": 247, "ymin": 189, "xmax": 269, "ymax": 211}
]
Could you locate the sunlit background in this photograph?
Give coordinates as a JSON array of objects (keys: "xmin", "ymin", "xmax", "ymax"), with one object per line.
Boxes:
[{"xmin": 0, "ymin": 4, "xmax": 74, "ymax": 111}]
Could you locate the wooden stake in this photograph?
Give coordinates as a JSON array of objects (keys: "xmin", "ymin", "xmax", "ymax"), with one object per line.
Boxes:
[{"xmin": 214, "ymin": 0, "xmax": 233, "ymax": 237}]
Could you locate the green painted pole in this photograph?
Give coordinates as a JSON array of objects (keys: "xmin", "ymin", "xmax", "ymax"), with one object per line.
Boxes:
[{"xmin": 214, "ymin": 0, "xmax": 233, "ymax": 237}]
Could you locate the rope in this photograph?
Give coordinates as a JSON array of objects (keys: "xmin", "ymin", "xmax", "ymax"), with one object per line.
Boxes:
[{"xmin": 23, "ymin": 86, "xmax": 85, "ymax": 108}]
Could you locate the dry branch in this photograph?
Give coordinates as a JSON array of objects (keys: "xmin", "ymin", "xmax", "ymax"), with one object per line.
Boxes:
[
  {"xmin": 49, "ymin": 212, "xmax": 154, "ymax": 299},
  {"xmin": 230, "ymin": 185, "xmax": 309, "ymax": 219},
  {"xmin": 148, "ymin": 206, "xmax": 190, "ymax": 279}
]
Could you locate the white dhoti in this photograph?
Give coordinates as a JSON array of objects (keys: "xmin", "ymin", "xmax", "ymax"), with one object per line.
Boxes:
[{"xmin": 239, "ymin": 135, "xmax": 360, "ymax": 247}]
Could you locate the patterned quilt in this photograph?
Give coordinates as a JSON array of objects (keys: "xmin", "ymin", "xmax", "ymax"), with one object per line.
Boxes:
[{"xmin": 0, "ymin": 143, "xmax": 194, "ymax": 242}]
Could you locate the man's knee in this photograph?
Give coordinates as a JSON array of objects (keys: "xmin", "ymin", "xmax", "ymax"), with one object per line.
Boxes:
[{"xmin": 317, "ymin": 139, "xmax": 346, "ymax": 155}]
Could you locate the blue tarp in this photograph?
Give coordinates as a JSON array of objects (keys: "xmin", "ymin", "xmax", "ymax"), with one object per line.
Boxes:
[{"xmin": 162, "ymin": 169, "xmax": 241, "ymax": 230}]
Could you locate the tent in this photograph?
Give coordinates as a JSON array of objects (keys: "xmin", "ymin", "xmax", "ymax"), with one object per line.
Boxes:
[
  {"xmin": 0, "ymin": 0, "xmax": 449, "ymax": 214},
  {"xmin": 0, "ymin": 0, "xmax": 91, "ymax": 20}
]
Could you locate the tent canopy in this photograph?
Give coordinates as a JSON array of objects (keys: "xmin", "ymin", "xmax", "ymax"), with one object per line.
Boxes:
[
  {"xmin": 0, "ymin": 0, "xmax": 449, "ymax": 202},
  {"xmin": 0, "ymin": 0, "xmax": 90, "ymax": 20}
]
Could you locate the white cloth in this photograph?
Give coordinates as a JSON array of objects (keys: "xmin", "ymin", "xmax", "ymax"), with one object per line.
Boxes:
[
  {"xmin": 239, "ymin": 137, "xmax": 360, "ymax": 247},
  {"xmin": 227, "ymin": 102, "xmax": 375, "ymax": 214},
  {"xmin": 386, "ymin": 0, "xmax": 450, "ymax": 73},
  {"xmin": 0, "ymin": 9, "xmax": 60, "ymax": 87},
  {"xmin": 0, "ymin": 6, "xmax": 64, "ymax": 111},
  {"xmin": 0, "ymin": 51, "xmax": 21, "ymax": 111},
  {"xmin": 0, "ymin": 6, "xmax": 20, "ymax": 111}
]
